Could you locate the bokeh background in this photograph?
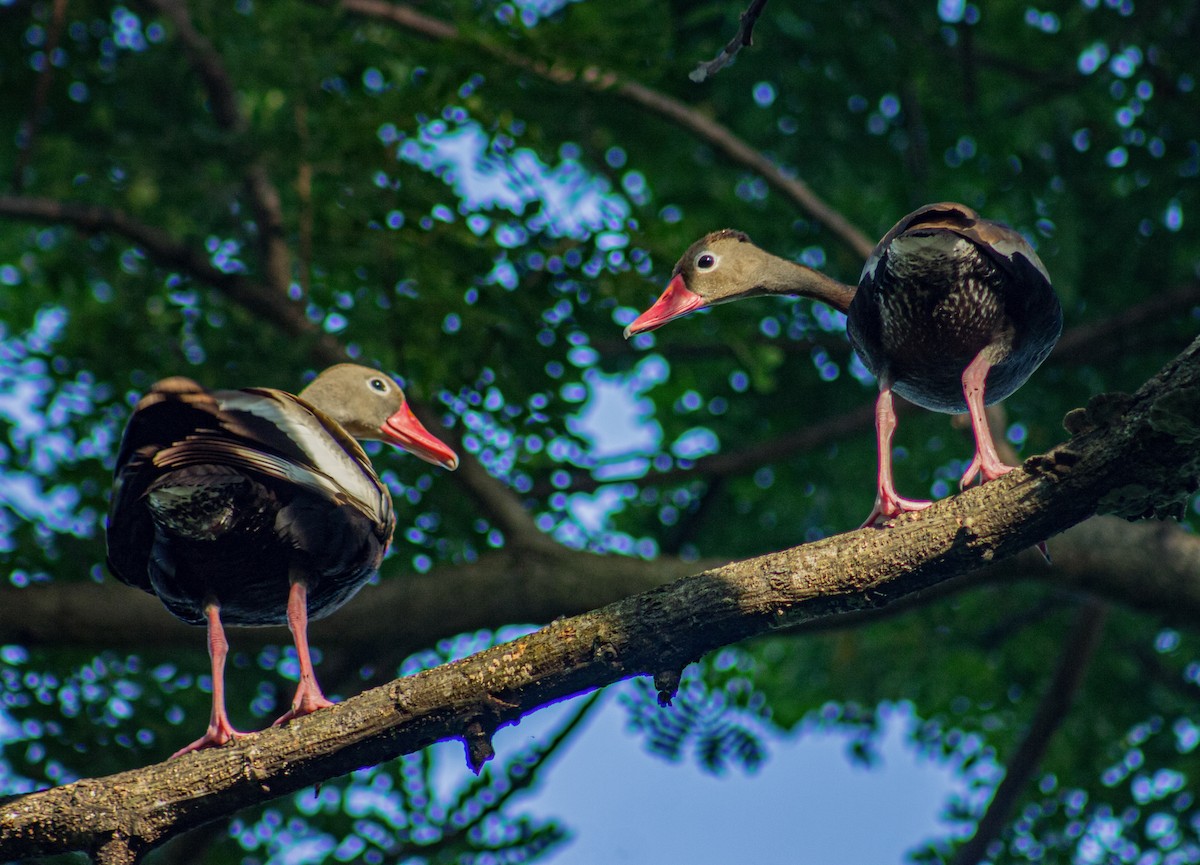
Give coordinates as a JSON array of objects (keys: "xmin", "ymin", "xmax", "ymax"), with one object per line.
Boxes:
[{"xmin": 2, "ymin": 1, "xmax": 1199, "ymax": 862}]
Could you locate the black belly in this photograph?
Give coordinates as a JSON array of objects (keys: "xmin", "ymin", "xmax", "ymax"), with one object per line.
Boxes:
[
  {"xmin": 140, "ymin": 473, "xmax": 385, "ymax": 627},
  {"xmin": 847, "ymin": 258, "xmax": 1059, "ymax": 414}
]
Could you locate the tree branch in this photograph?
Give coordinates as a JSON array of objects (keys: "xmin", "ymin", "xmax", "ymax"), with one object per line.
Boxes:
[
  {"xmin": 1051, "ymin": 282, "xmax": 1200, "ymax": 366},
  {"xmin": 4, "ymin": 329, "xmax": 1200, "ymax": 860},
  {"xmin": 949, "ymin": 599, "xmax": 1109, "ymax": 865},
  {"xmin": 337, "ymin": 0, "xmax": 876, "ymax": 259},
  {"xmin": 0, "ymin": 194, "xmax": 335, "ymax": 355},
  {"xmin": 3, "ymin": 515, "xmax": 1197, "ymax": 669},
  {"xmin": 689, "ymin": 0, "xmax": 771, "ymax": 83},
  {"xmin": 144, "ymin": 0, "xmax": 294, "ymax": 301}
]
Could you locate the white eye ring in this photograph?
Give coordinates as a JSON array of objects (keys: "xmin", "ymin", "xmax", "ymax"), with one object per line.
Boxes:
[
  {"xmin": 368, "ymin": 377, "xmax": 390, "ymax": 394},
  {"xmin": 694, "ymin": 251, "xmax": 719, "ymax": 271}
]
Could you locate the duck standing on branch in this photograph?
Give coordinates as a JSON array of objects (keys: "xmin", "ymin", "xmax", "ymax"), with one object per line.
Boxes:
[
  {"xmin": 625, "ymin": 202, "xmax": 1062, "ymax": 527},
  {"xmin": 106, "ymin": 363, "xmax": 459, "ymax": 756}
]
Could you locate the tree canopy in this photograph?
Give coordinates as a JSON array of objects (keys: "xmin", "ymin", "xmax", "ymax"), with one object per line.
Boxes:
[{"xmin": 2, "ymin": 1, "xmax": 1200, "ymax": 863}]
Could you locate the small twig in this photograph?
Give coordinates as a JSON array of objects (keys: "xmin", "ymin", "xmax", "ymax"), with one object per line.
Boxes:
[
  {"xmin": 689, "ymin": 0, "xmax": 771, "ymax": 82},
  {"xmin": 444, "ymin": 691, "xmax": 602, "ymax": 839},
  {"xmin": 950, "ymin": 599, "xmax": 1109, "ymax": 865},
  {"xmin": 661, "ymin": 475, "xmax": 727, "ymax": 556},
  {"xmin": 0, "ymin": 194, "xmax": 332, "ymax": 355}
]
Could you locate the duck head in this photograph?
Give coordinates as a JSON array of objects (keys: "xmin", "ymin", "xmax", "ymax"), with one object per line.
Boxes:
[
  {"xmin": 624, "ymin": 230, "xmax": 853, "ymax": 338},
  {"xmin": 301, "ymin": 364, "xmax": 459, "ymax": 470}
]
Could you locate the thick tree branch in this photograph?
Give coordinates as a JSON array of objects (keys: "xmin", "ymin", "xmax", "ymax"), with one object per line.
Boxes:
[
  {"xmin": 337, "ymin": 0, "xmax": 876, "ymax": 259},
  {"xmin": 949, "ymin": 600, "xmax": 1109, "ymax": 865},
  {"xmin": 0, "ymin": 547, "xmax": 715, "ymax": 660},
  {"xmin": 2, "ymin": 515, "xmax": 1197, "ymax": 668},
  {"xmin": 3, "ymin": 329, "xmax": 1200, "ymax": 861}
]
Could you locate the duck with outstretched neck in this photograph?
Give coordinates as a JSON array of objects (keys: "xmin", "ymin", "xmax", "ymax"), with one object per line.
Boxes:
[{"xmin": 625, "ymin": 202, "xmax": 1063, "ymax": 528}]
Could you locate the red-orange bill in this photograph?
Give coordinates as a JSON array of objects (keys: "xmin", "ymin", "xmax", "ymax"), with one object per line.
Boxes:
[
  {"xmin": 382, "ymin": 403, "xmax": 459, "ymax": 470},
  {"xmin": 623, "ymin": 274, "xmax": 708, "ymax": 338}
]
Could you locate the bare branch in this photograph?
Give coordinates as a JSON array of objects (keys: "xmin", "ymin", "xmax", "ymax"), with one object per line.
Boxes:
[
  {"xmin": 143, "ymin": 0, "xmax": 243, "ymax": 131},
  {"xmin": 1052, "ymin": 282, "xmax": 1200, "ymax": 365},
  {"xmin": 339, "ymin": 0, "xmax": 877, "ymax": 259},
  {"xmin": 340, "ymin": 0, "xmax": 457, "ymax": 39},
  {"xmin": 949, "ymin": 600, "xmax": 1109, "ymax": 865},
  {"xmin": 689, "ymin": 0, "xmax": 771, "ymax": 82},
  {"xmin": 4, "ymin": 327, "xmax": 1200, "ymax": 858}
]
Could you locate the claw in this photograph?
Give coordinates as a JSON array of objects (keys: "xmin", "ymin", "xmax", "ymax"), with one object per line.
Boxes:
[
  {"xmin": 272, "ymin": 684, "xmax": 335, "ymax": 726},
  {"xmin": 172, "ymin": 717, "xmax": 246, "ymax": 758},
  {"xmin": 860, "ymin": 493, "xmax": 934, "ymax": 529}
]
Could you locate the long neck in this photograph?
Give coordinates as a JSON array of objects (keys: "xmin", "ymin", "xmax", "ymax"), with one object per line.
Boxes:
[{"xmin": 751, "ymin": 254, "xmax": 856, "ymax": 313}]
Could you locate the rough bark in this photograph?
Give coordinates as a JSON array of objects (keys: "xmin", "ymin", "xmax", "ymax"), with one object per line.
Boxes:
[
  {"xmin": 3, "ymin": 330, "xmax": 1200, "ymax": 862},
  {"xmin": 2, "ymin": 515, "xmax": 1199, "ymax": 666}
]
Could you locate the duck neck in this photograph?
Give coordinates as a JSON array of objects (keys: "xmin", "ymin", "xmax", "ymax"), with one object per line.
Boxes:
[{"xmin": 753, "ymin": 255, "xmax": 856, "ymax": 313}]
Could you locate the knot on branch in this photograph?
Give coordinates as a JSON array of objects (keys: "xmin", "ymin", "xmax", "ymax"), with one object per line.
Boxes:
[
  {"xmin": 96, "ymin": 833, "xmax": 141, "ymax": 865},
  {"xmin": 653, "ymin": 668, "xmax": 683, "ymax": 706},
  {"xmin": 1062, "ymin": 391, "xmax": 1135, "ymax": 436},
  {"xmin": 462, "ymin": 719, "xmax": 496, "ymax": 775}
]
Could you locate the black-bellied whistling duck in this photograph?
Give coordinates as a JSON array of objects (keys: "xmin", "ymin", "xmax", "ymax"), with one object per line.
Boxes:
[
  {"xmin": 106, "ymin": 363, "xmax": 459, "ymax": 756},
  {"xmin": 625, "ymin": 202, "xmax": 1062, "ymax": 528}
]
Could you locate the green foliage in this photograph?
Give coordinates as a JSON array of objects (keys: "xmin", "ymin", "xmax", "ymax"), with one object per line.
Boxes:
[{"xmin": 2, "ymin": 0, "xmax": 1200, "ymax": 862}]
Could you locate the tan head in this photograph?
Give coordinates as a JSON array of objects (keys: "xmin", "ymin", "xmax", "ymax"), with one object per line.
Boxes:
[
  {"xmin": 624, "ymin": 230, "xmax": 854, "ymax": 338},
  {"xmin": 299, "ymin": 364, "xmax": 459, "ymax": 470}
]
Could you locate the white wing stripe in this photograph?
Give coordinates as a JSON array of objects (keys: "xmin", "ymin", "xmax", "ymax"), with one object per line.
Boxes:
[{"xmin": 219, "ymin": 393, "xmax": 383, "ymax": 510}]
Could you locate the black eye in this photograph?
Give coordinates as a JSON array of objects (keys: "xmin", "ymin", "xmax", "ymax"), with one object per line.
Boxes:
[
  {"xmin": 369, "ymin": 378, "xmax": 389, "ymax": 393},
  {"xmin": 696, "ymin": 252, "xmax": 717, "ymax": 270}
]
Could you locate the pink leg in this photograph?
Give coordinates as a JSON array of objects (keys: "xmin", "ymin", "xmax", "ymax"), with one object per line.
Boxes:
[
  {"xmin": 959, "ymin": 351, "xmax": 1015, "ymax": 489},
  {"xmin": 172, "ymin": 602, "xmax": 246, "ymax": 758},
  {"xmin": 861, "ymin": 384, "xmax": 933, "ymax": 528},
  {"xmin": 273, "ymin": 581, "xmax": 335, "ymax": 726},
  {"xmin": 959, "ymin": 353, "xmax": 1051, "ymax": 562}
]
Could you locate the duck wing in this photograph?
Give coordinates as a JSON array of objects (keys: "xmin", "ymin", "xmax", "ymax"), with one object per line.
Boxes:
[{"xmin": 106, "ymin": 378, "xmax": 392, "ymax": 590}]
